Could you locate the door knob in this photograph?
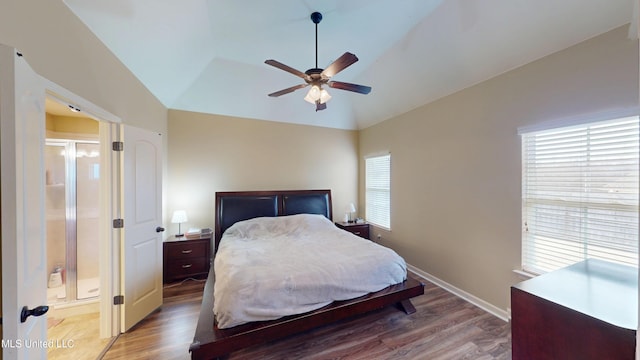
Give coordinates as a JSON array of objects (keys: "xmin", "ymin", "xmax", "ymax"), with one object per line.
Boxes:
[
  {"xmin": 20, "ymin": 305, "xmax": 48, "ymax": 323},
  {"xmin": 156, "ymin": 226, "xmax": 165, "ymax": 233}
]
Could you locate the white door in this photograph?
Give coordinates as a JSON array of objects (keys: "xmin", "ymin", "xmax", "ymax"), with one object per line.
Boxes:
[
  {"xmin": 122, "ymin": 125, "xmax": 163, "ymax": 331},
  {"xmin": 0, "ymin": 46, "xmax": 48, "ymax": 358}
]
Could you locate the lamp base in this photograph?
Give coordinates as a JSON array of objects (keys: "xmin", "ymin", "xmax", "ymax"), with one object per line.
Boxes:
[{"xmin": 175, "ymin": 233, "xmax": 184, "ymax": 238}]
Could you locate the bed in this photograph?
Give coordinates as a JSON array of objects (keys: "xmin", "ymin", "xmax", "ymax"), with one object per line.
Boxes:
[{"xmin": 190, "ymin": 190, "xmax": 425, "ymax": 360}]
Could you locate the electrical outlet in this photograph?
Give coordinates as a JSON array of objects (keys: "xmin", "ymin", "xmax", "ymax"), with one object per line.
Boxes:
[{"xmin": 377, "ymin": 233, "xmax": 382, "ymax": 241}]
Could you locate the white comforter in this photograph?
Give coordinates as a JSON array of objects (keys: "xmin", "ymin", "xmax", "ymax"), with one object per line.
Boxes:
[{"xmin": 213, "ymin": 214, "xmax": 407, "ymax": 329}]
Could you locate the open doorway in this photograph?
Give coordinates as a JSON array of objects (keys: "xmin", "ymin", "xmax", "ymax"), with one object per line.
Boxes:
[{"xmin": 43, "ymin": 93, "xmax": 118, "ymax": 359}]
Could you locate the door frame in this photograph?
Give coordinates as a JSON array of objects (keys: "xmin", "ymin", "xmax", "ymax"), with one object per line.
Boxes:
[{"xmin": 43, "ymin": 79, "xmax": 122, "ymax": 338}]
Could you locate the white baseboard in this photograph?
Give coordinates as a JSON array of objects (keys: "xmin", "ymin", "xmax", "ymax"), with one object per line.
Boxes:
[{"xmin": 407, "ymin": 263, "xmax": 509, "ymax": 322}]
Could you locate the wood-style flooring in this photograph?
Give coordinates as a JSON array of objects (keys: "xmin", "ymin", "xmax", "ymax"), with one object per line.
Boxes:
[
  {"xmin": 101, "ymin": 278, "xmax": 207, "ymax": 360},
  {"xmin": 102, "ymin": 275, "xmax": 512, "ymax": 359}
]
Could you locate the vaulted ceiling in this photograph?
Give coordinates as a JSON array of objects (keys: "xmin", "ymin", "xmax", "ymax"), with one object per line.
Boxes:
[{"xmin": 64, "ymin": 0, "xmax": 635, "ymax": 130}]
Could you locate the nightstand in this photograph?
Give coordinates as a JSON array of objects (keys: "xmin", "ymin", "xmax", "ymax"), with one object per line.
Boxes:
[
  {"xmin": 163, "ymin": 235, "xmax": 211, "ymax": 283},
  {"xmin": 335, "ymin": 222, "xmax": 370, "ymax": 240}
]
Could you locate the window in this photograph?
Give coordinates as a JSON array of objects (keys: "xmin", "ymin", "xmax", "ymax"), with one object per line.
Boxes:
[
  {"xmin": 365, "ymin": 154, "xmax": 391, "ymax": 229},
  {"xmin": 521, "ymin": 116, "xmax": 639, "ymax": 274}
]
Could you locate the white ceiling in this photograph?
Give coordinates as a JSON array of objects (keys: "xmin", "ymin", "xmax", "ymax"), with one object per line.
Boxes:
[{"xmin": 63, "ymin": 0, "xmax": 635, "ymax": 130}]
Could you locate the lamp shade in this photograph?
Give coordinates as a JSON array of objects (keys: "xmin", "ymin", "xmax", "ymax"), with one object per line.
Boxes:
[
  {"xmin": 319, "ymin": 88, "xmax": 331, "ymax": 104},
  {"xmin": 304, "ymin": 85, "xmax": 321, "ymax": 104},
  {"xmin": 348, "ymin": 203, "xmax": 356, "ymax": 213},
  {"xmin": 171, "ymin": 210, "xmax": 188, "ymax": 223}
]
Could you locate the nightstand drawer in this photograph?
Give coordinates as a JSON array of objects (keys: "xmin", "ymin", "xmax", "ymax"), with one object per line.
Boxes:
[
  {"xmin": 166, "ymin": 241, "xmax": 207, "ymax": 259},
  {"xmin": 349, "ymin": 225, "xmax": 369, "ymax": 239},
  {"xmin": 166, "ymin": 258, "xmax": 208, "ymax": 277}
]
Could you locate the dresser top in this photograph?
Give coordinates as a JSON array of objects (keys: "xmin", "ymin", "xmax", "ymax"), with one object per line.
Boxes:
[{"xmin": 513, "ymin": 259, "xmax": 637, "ymax": 330}]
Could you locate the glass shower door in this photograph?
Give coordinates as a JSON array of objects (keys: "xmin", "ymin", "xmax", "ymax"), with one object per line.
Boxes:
[{"xmin": 45, "ymin": 140, "xmax": 100, "ymax": 304}]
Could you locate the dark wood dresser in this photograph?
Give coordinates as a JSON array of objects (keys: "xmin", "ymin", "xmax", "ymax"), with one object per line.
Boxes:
[
  {"xmin": 511, "ymin": 259, "xmax": 637, "ymax": 359},
  {"xmin": 335, "ymin": 221, "xmax": 370, "ymax": 240},
  {"xmin": 163, "ymin": 235, "xmax": 211, "ymax": 283}
]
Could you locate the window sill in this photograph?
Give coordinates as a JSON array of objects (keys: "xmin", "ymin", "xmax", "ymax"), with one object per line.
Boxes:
[{"xmin": 512, "ymin": 269, "xmax": 536, "ymax": 279}]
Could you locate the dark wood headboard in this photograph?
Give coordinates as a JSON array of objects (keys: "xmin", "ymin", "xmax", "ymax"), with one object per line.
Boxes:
[{"xmin": 214, "ymin": 189, "xmax": 332, "ymax": 252}]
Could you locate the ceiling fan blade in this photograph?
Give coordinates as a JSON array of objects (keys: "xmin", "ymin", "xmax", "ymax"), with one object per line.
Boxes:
[
  {"xmin": 265, "ymin": 60, "xmax": 309, "ymax": 80},
  {"xmin": 328, "ymin": 81, "xmax": 371, "ymax": 95},
  {"xmin": 268, "ymin": 84, "xmax": 308, "ymax": 97},
  {"xmin": 321, "ymin": 52, "xmax": 358, "ymax": 78}
]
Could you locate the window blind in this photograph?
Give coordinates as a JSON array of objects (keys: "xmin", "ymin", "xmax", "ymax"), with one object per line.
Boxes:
[
  {"xmin": 521, "ymin": 116, "xmax": 639, "ymax": 274},
  {"xmin": 365, "ymin": 154, "xmax": 391, "ymax": 229}
]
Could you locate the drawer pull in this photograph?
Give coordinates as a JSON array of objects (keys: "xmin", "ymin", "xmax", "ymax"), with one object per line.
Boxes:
[
  {"xmin": 181, "ymin": 249, "xmax": 193, "ymax": 254},
  {"xmin": 182, "ymin": 264, "xmax": 192, "ymax": 269}
]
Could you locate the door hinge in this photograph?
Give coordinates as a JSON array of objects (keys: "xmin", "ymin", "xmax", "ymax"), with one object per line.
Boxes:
[
  {"xmin": 113, "ymin": 295, "xmax": 124, "ymax": 305},
  {"xmin": 112, "ymin": 141, "xmax": 124, "ymax": 151},
  {"xmin": 113, "ymin": 219, "xmax": 124, "ymax": 228}
]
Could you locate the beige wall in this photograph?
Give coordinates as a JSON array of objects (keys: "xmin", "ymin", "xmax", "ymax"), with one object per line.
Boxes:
[
  {"xmin": 46, "ymin": 114, "xmax": 99, "ymax": 135},
  {"xmin": 166, "ymin": 110, "xmax": 359, "ymax": 235},
  {"xmin": 359, "ymin": 25, "xmax": 638, "ymax": 313}
]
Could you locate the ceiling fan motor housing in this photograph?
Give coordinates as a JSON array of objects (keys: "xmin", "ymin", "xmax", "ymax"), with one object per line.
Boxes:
[
  {"xmin": 305, "ymin": 68, "xmax": 323, "ymax": 79},
  {"xmin": 304, "ymin": 68, "xmax": 324, "ymax": 87}
]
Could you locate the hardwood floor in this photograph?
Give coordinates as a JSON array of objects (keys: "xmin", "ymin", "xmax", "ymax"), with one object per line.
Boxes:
[
  {"xmin": 101, "ymin": 276, "xmax": 511, "ymax": 359},
  {"xmin": 101, "ymin": 278, "xmax": 207, "ymax": 360}
]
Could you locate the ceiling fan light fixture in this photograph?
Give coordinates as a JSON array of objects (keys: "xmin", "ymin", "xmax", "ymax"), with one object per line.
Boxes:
[
  {"xmin": 303, "ymin": 93, "xmax": 315, "ymax": 104},
  {"xmin": 304, "ymin": 85, "xmax": 321, "ymax": 104},
  {"xmin": 304, "ymin": 85, "xmax": 331, "ymax": 105},
  {"xmin": 319, "ymin": 88, "xmax": 331, "ymax": 104}
]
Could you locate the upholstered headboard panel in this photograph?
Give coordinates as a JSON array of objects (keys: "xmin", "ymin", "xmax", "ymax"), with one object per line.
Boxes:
[
  {"xmin": 282, "ymin": 193, "xmax": 330, "ymax": 217},
  {"xmin": 217, "ymin": 195, "xmax": 279, "ymax": 238},
  {"xmin": 214, "ymin": 190, "xmax": 332, "ymax": 252}
]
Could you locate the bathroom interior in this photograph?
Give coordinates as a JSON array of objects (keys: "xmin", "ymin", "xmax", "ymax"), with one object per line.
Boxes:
[{"xmin": 45, "ymin": 97, "xmax": 112, "ymax": 359}]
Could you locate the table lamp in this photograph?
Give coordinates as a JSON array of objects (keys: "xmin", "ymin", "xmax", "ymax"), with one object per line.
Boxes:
[
  {"xmin": 171, "ymin": 210, "xmax": 188, "ymax": 237},
  {"xmin": 347, "ymin": 203, "xmax": 356, "ymax": 223}
]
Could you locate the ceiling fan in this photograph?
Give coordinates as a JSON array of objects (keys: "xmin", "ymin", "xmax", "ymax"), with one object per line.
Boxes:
[{"xmin": 265, "ymin": 12, "xmax": 372, "ymax": 111}]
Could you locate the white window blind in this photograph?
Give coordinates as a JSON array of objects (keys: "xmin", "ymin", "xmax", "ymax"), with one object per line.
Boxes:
[
  {"xmin": 366, "ymin": 154, "xmax": 391, "ymax": 229},
  {"xmin": 521, "ymin": 116, "xmax": 639, "ymax": 274}
]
